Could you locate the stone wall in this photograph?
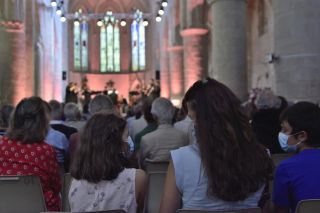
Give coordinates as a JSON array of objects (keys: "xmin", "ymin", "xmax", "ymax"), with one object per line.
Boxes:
[{"xmin": 247, "ymin": 0, "xmax": 276, "ymax": 90}]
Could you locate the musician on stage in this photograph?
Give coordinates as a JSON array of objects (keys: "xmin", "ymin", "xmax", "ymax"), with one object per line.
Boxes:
[
  {"xmin": 65, "ymin": 82, "xmax": 79, "ymax": 103},
  {"xmin": 103, "ymin": 79, "xmax": 119, "ymax": 105}
]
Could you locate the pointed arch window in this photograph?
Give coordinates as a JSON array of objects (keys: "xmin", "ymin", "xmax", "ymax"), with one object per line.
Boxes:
[
  {"xmin": 73, "ymin": 10, "xmax": 88, "ymax": 71},
  {"xmin": 131, "ymin": 10, "xmax": 146, "ymax": 71},
  {"xmin": 100, "ymin": 13, "xmax": 120, "ymax": 73}
]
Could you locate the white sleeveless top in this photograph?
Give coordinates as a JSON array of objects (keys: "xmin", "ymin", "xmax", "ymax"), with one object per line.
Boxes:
[
  {"xmin": 69, "ymin": 168, "xmax": 137, "ymax": 213},
  {"xmin": 171, "ymin": 144, "xmax": 264, "ymax": 211}
]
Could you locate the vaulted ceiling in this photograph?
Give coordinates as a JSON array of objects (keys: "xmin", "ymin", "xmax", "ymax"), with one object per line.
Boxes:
[{"xmin": 68, "ymin": 0, "xmax": 153, "ymax": 14}]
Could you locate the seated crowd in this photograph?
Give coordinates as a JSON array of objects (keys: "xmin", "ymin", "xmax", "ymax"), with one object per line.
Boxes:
[{"xmin": 0, "ymin": 78, "xmax": 320, "ymax": 213}]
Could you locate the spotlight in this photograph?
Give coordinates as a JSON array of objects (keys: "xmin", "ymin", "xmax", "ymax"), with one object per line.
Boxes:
[
  {"xmin": 158, "ymin": 7, "xmax": 164, "ymax": 16},
  {"xmin": 155, "ymin": 15, "xmax": 162, "ymax": 22},
  {"xmin": 74, "ymin": 19, "xmax": 80, "ymax": 26},
  {"xmin": 162, "ymin": 0, "xmax": 168, "ymax": 7},
  {"xmin": 50, "ymin": 0, "xmax": 57, "ymax": 7},
  {"xmin": 60, "ymin": 14, "xmax": 66, "ymax": 22},
  {"xmin": 143, "ymin": 19, "xmax": 149, "ymax": 26},
  {"xmin": 56, "ymin": 7, "xmax": 62, "ymax": 16},
  {"xmin": 120, "ymin": 19, "xmax": 127, "ymax": 27},
  {"xmin": 97, "ymin": 19, "xmax": 103, "ymax": 27}
]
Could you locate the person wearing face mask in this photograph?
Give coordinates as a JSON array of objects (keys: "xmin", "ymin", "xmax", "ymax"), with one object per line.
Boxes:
[{"xmin": 272, "ymin": 102, "xmax": 320, "ymax": 213}]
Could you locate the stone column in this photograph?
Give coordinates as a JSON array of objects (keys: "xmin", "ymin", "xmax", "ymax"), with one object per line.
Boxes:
[
  {"xmin": 209, "ymin": 0, "xmax": 247, "ymax": 100},
  {"xmin": 181, "ymin": 28, "xmax": 208, "ymax": 91},
  {"xmin": 166, "ymin": 0, "xmax": 184, "ymax": 101},
  {"xmin": 274, "ymin": 0, "xmax": 320, "ymax": 102},
  {"xmin": 159, "ymin": 18, "xmax": 171, "ymax": 98},
  {"xmin": 160, "ymin": 49, "xmax": 171, "ymax": 98},
  {"xmin": 0, "ymin": 20, "xmax": 29, "ymax": 105},
  {"xmin": 168, "ymin": 45, "xmax": 184, "ymax": 99}
]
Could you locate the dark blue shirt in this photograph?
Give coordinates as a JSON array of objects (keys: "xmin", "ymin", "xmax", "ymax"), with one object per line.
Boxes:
[{"xmin": 272, "ymin": 149, "xmax": 320, "ymax": 212}]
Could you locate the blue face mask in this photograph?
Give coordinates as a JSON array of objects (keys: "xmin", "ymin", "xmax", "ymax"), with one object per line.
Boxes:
[{"xmin": 278, "ymin": 132, "xmax": 302, "ymax": 153}]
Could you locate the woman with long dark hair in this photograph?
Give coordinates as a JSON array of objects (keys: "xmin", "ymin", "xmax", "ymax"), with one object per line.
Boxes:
[
  {"xmin": 160, "ymin": 78, "xmax": 273, "ymax": 212},
  {"xmin": 69, "ymin": 112, "xmax": 146, "ymax": 212}
]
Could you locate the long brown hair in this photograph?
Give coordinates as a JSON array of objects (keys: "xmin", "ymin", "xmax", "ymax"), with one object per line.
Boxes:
[
  {"xmin": 71, "ymin": 112, "xmax": 127, "ymax": 183},
  {"xmin": 184, "ymin": 78, "xmax": 273, "ymax": 201},
  {"xmin": 7, "ymin": 96, "xmax": 50, "ymax": 144}
]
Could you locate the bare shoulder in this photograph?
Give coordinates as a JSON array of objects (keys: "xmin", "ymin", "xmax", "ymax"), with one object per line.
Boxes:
[{"xmin": 135, "ymin": 169, "xmax": 147, "ymax": 183}]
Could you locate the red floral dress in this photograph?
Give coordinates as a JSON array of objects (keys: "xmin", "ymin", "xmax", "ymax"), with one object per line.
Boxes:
[{"xmin": 0, "ymin": 136, "xmax": 61, "ymax": 211}]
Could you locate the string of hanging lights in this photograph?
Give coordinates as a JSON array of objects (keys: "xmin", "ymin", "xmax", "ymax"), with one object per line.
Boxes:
[
  {"xmin": 155, "ymin": 0, "xmax": 168, "ymax": 22},
  {"xmin": 50, "ymin": 0, "xmax": 150, "ymax": 26}
]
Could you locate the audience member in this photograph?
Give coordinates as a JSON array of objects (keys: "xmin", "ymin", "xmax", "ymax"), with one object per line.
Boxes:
[
  {"xmin": 69, "ymin": 94, "xmax": 117, "ymax": 166},
  {"xmin": 48, "ymin": 100, "xmax": 77, "ymax": 139},
  {"xmin": 251, "ymin": 89, "xmax": 287, "ymax": 154},
  {"xmin": 272, "ymin": 102, "xmax": 320, "ymax": 212},
  {"xmin": 0, "ymin": 96, "xmax": 61, "ymax": 211},
  {"xmin": 89, "ymin": 94, "xmax": 134, "ymax": 155},
  {"xmin": 139, "ymin": 97, "xmax": 188, "ymax": 168},
  {"xmin": 48, "ymin": 100, "xmax": 74, "ymax": 172},
  {"xmin": 159, "ymin": 78, "xmax": 273, "ymax": 212},
  {"xmin": 134, "ymin": 98, "xmax": 157, "ymax": 151},
  {"xmin": 242, "ymin": 88, "xmax": 261, "ymax": 119},
  {"xmin": 88, "ymin": 94, "xmax": 114, "ymax": 115},
  {"xmin": 129, "ymin": 99, "xmax": 147, "ymax": 140},
  {"xmin": 0, "ymin": 104, "xmax": 14, "ymax": 135},
  {"xmin": 45, "ymin": 127, "xmax": 69, "ymax": 173},
  {"xmin": 69, "ymin": 113, "xmax": 146, "ymax": 213},
  {"xmin": 63, "ymin": 102, "xmax": 86, "ymax": 131}
]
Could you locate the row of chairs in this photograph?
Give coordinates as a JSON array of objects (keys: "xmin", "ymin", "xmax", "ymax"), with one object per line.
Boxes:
[
  {"xmin": 1, "ymin": 154, "xmax": 315, "ymax": 213},
  {"xmin": 59, "ymin": 157, "xmax": 320, "ymax": 213}
]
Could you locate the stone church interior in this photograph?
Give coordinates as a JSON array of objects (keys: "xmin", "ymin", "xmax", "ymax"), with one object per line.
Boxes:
[{"xmin": 1, "ymin": 0, "xmax": 320, "ymax": 213}]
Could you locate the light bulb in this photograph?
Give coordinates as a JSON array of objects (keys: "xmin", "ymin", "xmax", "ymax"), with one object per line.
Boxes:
[
  {"xmin": 162, "ymin": 1, "xmax": 168, "ymax": 7},
  {"xmin": 158, "ymin": 8, "xmax": 164, "ymax": 16},
  {"xmin": 155, "ymin": 16, "xmax": 162, "ymax": 22},
  {"xmin": 56, "ymin": 7, "xmax": 62, "ymax": 16},
  {"xmin": 60, "ymin": 15, "xmax": 66, "ymax": 22},
  {"xmin": 97, "ymin": 19, "xmax": 103, "ymax": 27},
  {"xmin": 143, "ymin": 19, "xmax": 148, "ymax": 26},
  {"xmin": 74, "ymin": 19, "xmax": 80, "ymax": 26},
  {"xmin": 120, "ymin": 19, "xmax": 126, "ymax": 27},
  {"xmin": 50, "ymin": 0, "xmax": 57, "ymax": 7}
]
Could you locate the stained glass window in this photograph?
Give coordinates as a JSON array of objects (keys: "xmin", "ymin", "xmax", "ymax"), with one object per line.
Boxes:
[
  {"xmin": 73, "ymin": 10, "xmax": 88, "ymax": 72},
  {"xmin": 114, "ymin": 21, "xmax": 120, "ymax": 72},
  {"xmin": 100, "ymin": 25, "xmax": 107, "ymax": 72},
  {"xmin": 138, "ymin": 20, "xmax": 146, "ymax": 70},
  {"xmin": 73, "ymin": 21, "xmax": 81, "ymax": 70},
  {"xmin": 81, "ymin": 21, "xmax": 89, "ymax": 70},
  {"xmin": 131, "ymin": 11, "xmax": 146, "ymax": 71},
  {"xmin": 131, "ymin": 20, "xmax": 139, "ymax": 71},
  {"xmin": 100, "ymin": 14, "xmax": 120, "ymax": 72}
]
